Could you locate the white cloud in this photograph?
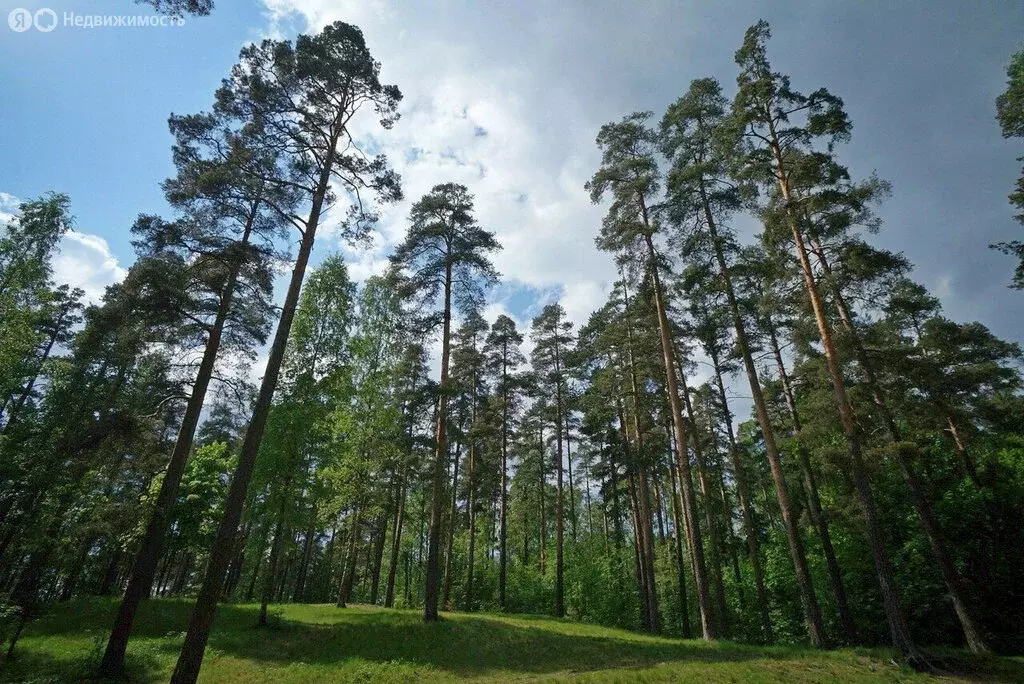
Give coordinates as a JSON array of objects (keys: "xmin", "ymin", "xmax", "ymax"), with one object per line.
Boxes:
[
  {"xmin": 52, "ymin": 231, "xmax": 128, "ymax": 304},
  {"xmin": 261, "ymin": 0, "xmax": 619, "ymax": 335},
  {"xmin": 0, "ymin": 192, "xmax": 20, "ymax": 225}
]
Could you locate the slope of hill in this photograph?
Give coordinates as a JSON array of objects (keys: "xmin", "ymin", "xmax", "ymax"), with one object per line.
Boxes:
[{"xmin": 1, "ymin": 599, "xmax": 1020, "ymax": 683}]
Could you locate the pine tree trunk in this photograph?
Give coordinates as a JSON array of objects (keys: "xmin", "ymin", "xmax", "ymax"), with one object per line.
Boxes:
[
  {"xmin": 169, "ymin": 136, "xmax": 338, "ymax": 684},
  {"xmin": 424, "ymin": 262, "xmax": 453, "ymax": 623},
  {"xmin": 765, "ymin": 123, "xmax": 919, "ymax": 661},
  {"xmin": 709, "ymin": 348, "xmax": 773, "ymax": 642},
  {"xmin": 716, "ymin": 465, "xmax": 743, "ymax": 595},
  {"xmin": 465, "ymin": 441, "xmax": 477, "ymax": 612},
  {"xmin": 565, "ymin": 414, "xmax": 578, "ymax": 542},
  {"xmin": 635, "ymin": 229, "xmax": 715, "ymax": 639},
  {"xmin": 809, "ymin": 236, "xmax": 989, "ymax": 654},
  {"xmin": 538, "ymin": 425, "xmax": 546, "ymax": 575},
  {"xmin": 676, "ymin": 368, "xmax": 729, "ymax": 636},
  {"xmin": 666, "ymin": 440, "xmax": 693, "ymax": 639},
  {"xmin": 554, "ymin": 334, "xmax": 566, "ymax": 619},
  {"xmin": 101, "ymin": 201, "xmax": 261, "ymax": 676},
  {"xmin": 637, "ymin": 469, "xmax": 661, "ymax": 632},
  {"xmin": 652, "ymin": 472, "xmax": 667, "ymax": 545},
  {"xmin": 765, "ymin": 321, "xmax": 856, "ymax": 643},
  {"xmin": 442, "ymin": 435, "xmax": 462, "ymax": 610},
  {"xmin": 498, "ymin": 349, "xmax": 510, "ymax": 609},
  {"xmin": 618, "ymin": 280, "xmax": 665, "ymax": 634},
  {"xmin": 626, "ymin": 473, "xmax": 651, "ymax": 630},
  {"xmin": 699, "ymin": 183, "xmax": 823, "ymax": 646}
]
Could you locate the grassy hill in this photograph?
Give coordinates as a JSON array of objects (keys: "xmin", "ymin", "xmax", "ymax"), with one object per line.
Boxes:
[{"xmin": 1, "ymin": 599, "xmax": 1020, "ymax": 682}]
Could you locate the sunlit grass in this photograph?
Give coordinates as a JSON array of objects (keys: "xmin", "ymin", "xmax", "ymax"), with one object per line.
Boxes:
[{"xmin": 1, "ymin": 598, "xmax": 1019, "ymax": 682}]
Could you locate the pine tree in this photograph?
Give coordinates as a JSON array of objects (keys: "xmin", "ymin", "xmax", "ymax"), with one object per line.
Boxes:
[
  {"xmin": 391, "ymin": 183, "xmax": 500, "ymax": 623},
  {"xmin": 484, "ymin": 315, "xmax": 525, "ymax": 610},
  {"xmin": 531, "ymin": 303, "xmax": 574, "ymax": 618},
  {"xmin": 170, "ymin": 22, "xmax": 401, "ymax": 683},
  {"xmin": 731, "ymin": 20, "xmax": 917, "ymax": 660},
  {"xmin": 587, "ymin": 113, "xmax": 714, "ymax": 639},
  {"xmin": 101, "ymin": 104, "xmax": 288, "ymax": 675}
]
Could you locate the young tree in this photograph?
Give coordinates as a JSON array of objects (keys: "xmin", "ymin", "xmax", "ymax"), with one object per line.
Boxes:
[
  {"xmin": 391, "ymin": 183, "xmax": 500, "ymax": 623},
  {"xmin": 170, "ymin": 22, "xmax": 401, "ymax": 683}
]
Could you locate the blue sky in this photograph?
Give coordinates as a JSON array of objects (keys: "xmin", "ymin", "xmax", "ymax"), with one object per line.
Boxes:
[{"xmin": 2, "ymin": 1, "xmax": 1023, "ymax": 367}]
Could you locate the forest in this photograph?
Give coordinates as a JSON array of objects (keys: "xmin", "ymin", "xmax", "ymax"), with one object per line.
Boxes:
[{"xmin": 2, "ymin": 9, "xmax": 1024, "ymax": 684}]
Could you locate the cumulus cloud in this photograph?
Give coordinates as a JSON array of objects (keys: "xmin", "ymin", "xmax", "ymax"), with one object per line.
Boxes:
[
  {"xmin": 260, "ymin": 0, "xmax": 618, "ymax": 333},
  {"xmin": 52, "ymin": 231, "xmax": 128, "ymax": 304}
]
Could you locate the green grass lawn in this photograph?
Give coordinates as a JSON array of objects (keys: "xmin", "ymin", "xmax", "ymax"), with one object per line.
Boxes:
[{"xmin": 1, "ymin": 599, "xmax": 1020, "ymax": 683}]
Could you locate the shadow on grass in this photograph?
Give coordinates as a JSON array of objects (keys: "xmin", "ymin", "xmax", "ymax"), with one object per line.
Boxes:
[
  {"xmin": 202, "ymin": 608, "xmax": 769, "ymax": 676},
  {"xmin": 8, "ymin": 598, "xmax": 1024, "ymax": 682},
  {"xmin": 8, "ymin": 598, "xmax": 772, "ymax": 680},
  {"xmin": 0, "ymin": 631, "xmax": 166, "ymax": 683}
]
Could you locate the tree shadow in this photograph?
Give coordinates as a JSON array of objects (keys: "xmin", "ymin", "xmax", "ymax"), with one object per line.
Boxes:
[
  {"xmin": 8, "ymin": 599, "xmax": 1024, "ymax": 682},
  {"xmin": 200, "ymin": 604, "xmax": 812, "ymax": 677},
  {"xmin": 0, "ymin": 636, "xmax": 165, "ymax": 683}
]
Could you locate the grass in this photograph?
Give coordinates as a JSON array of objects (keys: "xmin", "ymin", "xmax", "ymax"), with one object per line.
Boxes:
[{"xmin": 0, "ymin": 598, "xmax": 1021, "ymax": 683}]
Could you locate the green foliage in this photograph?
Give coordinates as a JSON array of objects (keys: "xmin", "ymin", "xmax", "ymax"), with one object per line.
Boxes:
[{"xmin": 992, "ymin": 48, "xmax": 1024, "ymax": 285}]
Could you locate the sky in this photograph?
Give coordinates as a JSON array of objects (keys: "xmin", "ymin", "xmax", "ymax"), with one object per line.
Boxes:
[{"xmin": 2, "ymin": 1, "xmax": 1023, "ymax": 385}]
